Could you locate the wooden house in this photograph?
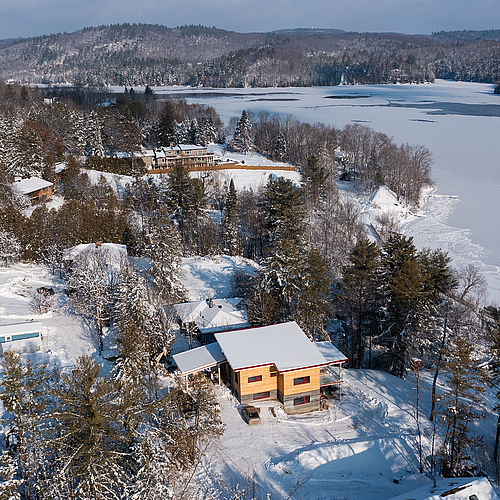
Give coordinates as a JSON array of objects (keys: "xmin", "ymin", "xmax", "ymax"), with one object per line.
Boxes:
[
  {"xmin": 146, "ymin": 144, "xmax": 215, "ymax": 173},
  {"xmin": 173, "ymin": 321, "xmax": 347, "ymax": 415},
  {"xmin": 0, "ymin": 321, "xmax": 43, "ymax": 355},
  {"xmin": 13, "ymin": 177, "xmax": 53, "ymax": 205}
]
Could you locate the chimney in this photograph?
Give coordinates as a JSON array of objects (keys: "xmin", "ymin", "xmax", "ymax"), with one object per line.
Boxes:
[{"xmin": 208, "ymin": 299, "xmax": 214, "ymax": 308}]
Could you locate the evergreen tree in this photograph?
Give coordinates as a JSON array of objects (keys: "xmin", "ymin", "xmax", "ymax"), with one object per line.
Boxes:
[
  {"xmin": 221, "ymin": 179, "xmax": 240, "ymax": 256},
  {"xmin": 164, "ymin": 165, "xmax": 204, "ymax": 250},
  {"xmin": 379, "ymin": 234, "xmax": 426, "ymax": 377},
  {"xmin": 296, "ymin": 247, "xmax": 332, "ymax": 340},
  {"xmin": 273, "ymin": 132, "xmax": 287, "ymax": 161},
  {"xmin": 229, "ymin": 110, "xmax": 254, "ymax": 154},
  {"xmin": 252, "ymin": 240, "xmax": 303, "ymax": 324},
  {"xmin": 155, "ymin": 102, "xmax": 177, "ymax": 146},
  {"xmin": 0, "ymin": 231, "xmax": 20, "ymax": 267},
  {"xmin": 52, "ymin": 356, "xmax": 130, "ymax": 499},
  {"xmin": 262, "ymin": 175, "xmax": 306, "ymax": 247},
  {"xmin": 0, "ymin": 352, "xmax": 49, "ymax": 500},
  {"xmin": 438, "ymin": 338, "xmax": 486, "ymax": 477},
  {"xmin": 337, "ymin": 238, "xmax": 380, "ymax": 368},
  {"xmin": 303, "ymin": 154, "xmax": 329, "ymax": 205},
  {"xmin": 145, "ymin": 209, "xmax": 186, "ymax": 302}
]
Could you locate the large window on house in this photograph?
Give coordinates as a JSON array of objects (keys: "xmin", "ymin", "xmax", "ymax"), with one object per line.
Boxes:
[
  {"xmin": 294, "ymin": 376, "xmax": 310, "ymax": 385},
  {"xmin": 253, "ymin": 391, "xmax": 270, "ymax": 400},
  {"xmin": 248, "ymin": 375, "xmax": 262, "ymax": 383},
  {"xmin": 293, "ymin": 395, "xmax": 311, "ymax": 406},
  {"xmin": 234, "ymin": 372, "xmax": 239, "ymax": 384}
]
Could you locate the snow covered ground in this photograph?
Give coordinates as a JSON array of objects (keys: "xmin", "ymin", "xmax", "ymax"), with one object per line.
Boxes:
[
  {"xmin": 144, "ymin": 80, "xmax": 500, "ymax": 303},
  {"xmin": 0, "ymin": 254, "xmax": 498, "ymax": 499}
]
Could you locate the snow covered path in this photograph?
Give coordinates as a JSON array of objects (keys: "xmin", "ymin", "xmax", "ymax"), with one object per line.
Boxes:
[{"xmin": 210, "ymin": 369, "xmax": 438, "ymax": 500}]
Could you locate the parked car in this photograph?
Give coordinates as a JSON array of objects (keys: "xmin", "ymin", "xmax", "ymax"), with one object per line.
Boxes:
[{"xmin": 241, "ymin": 405, "xmax": 261, "ymax": 425}]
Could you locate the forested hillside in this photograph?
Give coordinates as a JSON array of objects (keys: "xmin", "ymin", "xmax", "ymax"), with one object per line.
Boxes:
[{"xmin": 1, "ymin": 24, "xmax": 500, "ymax": 86}]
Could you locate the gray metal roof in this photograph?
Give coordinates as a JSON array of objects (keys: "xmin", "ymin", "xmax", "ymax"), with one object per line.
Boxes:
[{"xmin": 173, "ymin": 342, "xmax": 226, "ymax": 376}]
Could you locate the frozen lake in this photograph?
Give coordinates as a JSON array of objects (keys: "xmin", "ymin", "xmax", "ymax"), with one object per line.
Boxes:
[{"xmin": 153, "ymin": 80, "xmax": 500, "ymax": 302}]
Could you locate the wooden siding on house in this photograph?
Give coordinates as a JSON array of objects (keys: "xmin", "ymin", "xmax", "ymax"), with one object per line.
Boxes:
[
  {"xmin": 280, "ymin": 367, "xmax": 320, "ymax": 396},
  {"xmin": 238, "ymin": 365, "xmax": 277, "ymax": 397}
]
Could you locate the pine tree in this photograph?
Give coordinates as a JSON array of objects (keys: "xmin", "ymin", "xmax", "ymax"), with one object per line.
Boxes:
[
  {"xmin": 273, "ymin": 132, "xmax": 287, "ymax": 161},
  {"xmin": 221, "ymin": 179, "xmax": 240, "ymax": 256},
  {"xmin": 229, "ymin": 110, "xmax": 254, "ymax": 154},
  {"xmin": 379, "ymin": 234, "xmax": 426, "ymax": 377},
  {"xmin": 52, "ymin": 356, "xmax": 130, "ymax": 499},
  {"xmin": 0, "ymin": 352, "xmax": 49, "ymax": 500},
  {"xmin": 164, "ymin": 165, "xmax": 204, "ymax": 250},
  {"xmin": 262, "ymin": 175, "xmax": 306, "ymax": 247},
  {"xmin": 252, "ymin": 240, "xmax": 303, "ymax": 324},
  {"xmin": 0, "ymin": 231, "xmax": 20, "ymax": 267},
  {"xmin": 303, "ymin": 154, "xmax": 329, "ymax": 205},
  {"xmin": 155, "ymin": 102, "xmax": 177, "ymax": 146},
  {"xmin": 145, "ymin": 209, "xmax": 186, "ymax": 302},
  {"xmin": 337, "ymin": 238, "xmax": 380, "ymax": 369},
  {"xmin": 0, "ymin": 450, "xmax": 22, "ymax": 500},
  {"xmin": 438, "ymin": 338, "xmax": 486, "ymax": 477},
  {"xmin": 296, "ymin": 247, "xmax": 332, "ymax": 340}
]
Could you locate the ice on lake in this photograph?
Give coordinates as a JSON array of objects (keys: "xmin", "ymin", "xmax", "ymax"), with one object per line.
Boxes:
[{"xmin": 147, "ymin": 80, "xmax": 500, "ymax": 302}]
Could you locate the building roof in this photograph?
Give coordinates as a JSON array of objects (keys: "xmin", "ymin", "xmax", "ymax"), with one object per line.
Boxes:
[
  {"xmin": 173, "ymin": 342, "xmax": 226, "ymax": 376},
  {"xmin": 62, "ymin": 243, "xmax": 127, "ymax": 272},
  {"xmin": 215, "ymin": 321, "xmax": 330, "ymax": 373},
  {"xmin": 315, "ymin": 341, "xmax": 349, "ymax": 364},
  {"xmin": 389, "ymin": 477, "xmax": 499, "ymax": 500},
  {"xmin": 173, "ymin": 298, "xmax": 250, "ymax": 334},
  {"xmin": 0, "ymin": 321, "xmax": 43, "ymax": 336},
  {"xmin": 13, "ymin": 177, "xmax": 53, "ymax": 195}
]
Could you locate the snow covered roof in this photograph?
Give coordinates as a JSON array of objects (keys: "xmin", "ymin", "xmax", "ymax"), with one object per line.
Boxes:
[
  {"xmin": 174, "ymin": 298, "xmax": 250, "ymax": 334},
  {"xmin": 173, "ymin": 342, "xmax": 226, "ymax": 376},
  {"xmin": 13, "ymin": 177, "xmax": 53, "ymax": 195},
  {"xmin": 315, "ymin": 341, "xmax": 349, "ymax": 364},
  {"xmin": 0, "ymin": 321, "xmax": 42, "ymax": 336},
  {"xmin": 54, "ymin": 162, "xmax": 66, "ymax": 174},
  {"xmin": 161, "ymin": 144, "xmax": 207, "ymax": 152},
  {"xmin": 215, "ymin": 321, "xmax": 330, "ymax": 373},
  {"xmin": 62, "ymin": 243, "xmax": 127, "ymax": 270},
  {"xmin": 389, "ymin": 477, "xmax": 499, "ymax": 500}
]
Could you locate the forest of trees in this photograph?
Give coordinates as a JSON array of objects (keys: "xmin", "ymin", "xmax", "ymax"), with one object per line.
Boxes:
[
  {"xmin": 1, "ymin": 24, "xmax": 500, "ymax": 86},
  {"xmin": 1, "ymin": 72, "xmax": 500, "ymax": 490}
]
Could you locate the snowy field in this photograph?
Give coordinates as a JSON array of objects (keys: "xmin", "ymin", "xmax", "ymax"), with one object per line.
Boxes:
[{"xmin": 143, "ymin": 80, "xmax": 500, "ymax": 303}]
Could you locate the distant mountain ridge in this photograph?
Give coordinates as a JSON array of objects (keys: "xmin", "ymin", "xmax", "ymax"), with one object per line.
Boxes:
[{"xmin": 0, "ymin": 24, "xmax": 499, "ymax": 86}]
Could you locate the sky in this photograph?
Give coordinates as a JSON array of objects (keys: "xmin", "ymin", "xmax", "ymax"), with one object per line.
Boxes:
[{"xmin": 0, "ymin": 0, "xmax": 499, "ymax": 40}]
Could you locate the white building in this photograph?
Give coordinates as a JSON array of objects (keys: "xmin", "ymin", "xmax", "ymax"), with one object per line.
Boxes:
[{"xmin": 0, "ymin": 322, "xmax": 43, "ymax": 355}]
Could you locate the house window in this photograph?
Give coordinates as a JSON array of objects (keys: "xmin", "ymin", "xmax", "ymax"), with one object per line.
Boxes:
[
  {"xmin": 234, "ymin": 372, "xmax": 239, "ymax": 384},
  {"xmin": 294, "ymin": 376, "xmax": 310, "ymax": 385},
  {"xmin": 248, "ymin": 375, "xmax": 262, "ymax": 383},
  {"xmin": 293, "ymin": 395, "xmax": 311, "ymax": 406},
  {"xmin": 270, "ymin": 371, "xmax": 277, "ymax": 377},
  {"xmin": 253, "ymin": 391, "xmax": 270, "ymax": 400}
]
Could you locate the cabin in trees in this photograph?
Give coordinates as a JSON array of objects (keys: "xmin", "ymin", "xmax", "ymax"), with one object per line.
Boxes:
[
  {"xmin": 173, "ymin": 322, "xmax": 347, "ymax": 415},
  {"xmin": 145, "ymin": 144, "xmax": 215, "ymax": 173},
  {"xmin": 0, "ymin": 321, "xmax": 42, "ymax": 355},
  {"xmin": 13, "ymin": 177, "xmax": 53, "ymax": 205},
  {"xmin": 173, "ymin": 298, "xmax": 251, "ymax": 344}
]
